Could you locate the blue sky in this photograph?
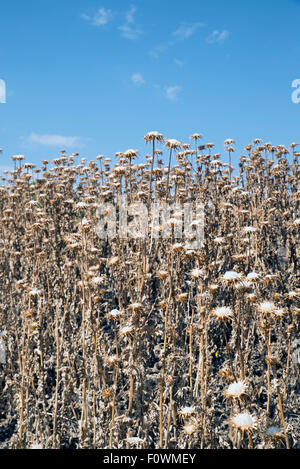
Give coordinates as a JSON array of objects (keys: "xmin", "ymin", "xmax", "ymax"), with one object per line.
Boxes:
[{"xmin": 1, "ymin": 0, "xmax": 300, "ymax": 171}]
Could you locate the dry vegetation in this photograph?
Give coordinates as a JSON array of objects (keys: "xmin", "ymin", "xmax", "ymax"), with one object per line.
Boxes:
[{"xmin": 0, "ymin": 134, "xmax": 299, "ymax": 449}]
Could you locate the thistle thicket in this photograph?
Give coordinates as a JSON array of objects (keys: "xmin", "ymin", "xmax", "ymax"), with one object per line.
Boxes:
[{"xmin": 0, "ymin": 135, "xmax": 299, "ymax": 449}]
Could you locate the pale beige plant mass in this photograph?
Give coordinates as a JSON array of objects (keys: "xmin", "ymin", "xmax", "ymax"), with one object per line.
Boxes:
[{"xmin": 0, "ymin": 133, "xmax": 298, "ymax": 449}]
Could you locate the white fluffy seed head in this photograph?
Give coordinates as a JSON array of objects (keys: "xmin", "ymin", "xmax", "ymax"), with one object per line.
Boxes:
[
  {"xmin": 126, "ymin": 437, "xmax": 145, "ymax": 445},
  {"xmin": 179, "ymin": 406, "xmax": 196, "ymax": 417},
  {"xmin": 190, "ymin": 268, "xmax": 204, "ymax": 279},
  {"xmin": 183, "ymin": 422, "xmax": 197, "ymax": 435},
  {"xmin": 222, "ymin": 271, "xmax": 242, "ymax": 282},
  {"xmin": 109, "ymin": 309, "xmax": 123, "ymax": 318},
  {"xmin": 246, "ymin": 272, "xmax": 260, "ymax": 282},
  {"xmin": 29, "ymin": 288, "xmax": 40, "ymax": 297},
  {"xmin": 212, "ymin": 306, "xmax": 233, "ymax": 320},
  {"xmin": 266, "ymin": 426, "xmax": 283, "ymax": 438},
  {"xmin": 92, "ymin": 276, "xmax": 104, "ymax": 285},
  {"xmin": 229, "ymin": 412, "xmax": 257, "ymax": 431},
  {"xmin": 242, "ymin": 226, "xmax": 257, "ymax": 233},
  {"xmin": 225, "ymin": 380, "xmax": 247, "ymax": 398},
  {"xmin": 120, "ymin": 325, "xmax": 133, "ymax": 336},
  {"xmin": 259, "ymin": 301, "xmax": 276, "ymax": 314}
]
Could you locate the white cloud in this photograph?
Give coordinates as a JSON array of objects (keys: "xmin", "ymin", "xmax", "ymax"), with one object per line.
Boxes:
[
  {"xmin": 150, "ymin": 42, "xmax": 172, "ymax": 58},
  {"xmin": 81, "ymin": 8, "xmax": 113, "ymax": 26},
  {"xmin": 174, "ymin": 58, "xmax": 184, "ymax": 67},
  {"xmin": 131, "ymin": 73, "xmax": 146, "ymax": 86},
  {"xmin": 27, "ymin": 133, "xmax": 85, "ymax": 148},
  {"xmin": 125, "ymin": 5, "xmax": 136, "ymax": 24},
  {"xmin": 119, "ymin": 4, "xmax": 142, "ymax": 40},
  {"xmin": 0, "ymin": 79, "xmax": 6, "ymax": 103},
  {"xmin": 206, "ymin": 29, "xmax": 230, "ymax": 44},
  {"xmin": 173, "ymin": 22, "xmax": 204, "ymax": 40},
  {"xmin": 150, "ymin": 22, "xmax": 203, "ymax": 58},
  {"xmin": 118, "ymin": 24, "xmax": 142, "ymax": 40},
  {"xmin": 165, "ymin": 85, "xmax": 181, "ymax": 101}
]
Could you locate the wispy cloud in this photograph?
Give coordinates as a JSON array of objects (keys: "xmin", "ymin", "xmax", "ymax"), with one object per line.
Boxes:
[
  {"xmin": 81, "ymin": 5, "xmax": 141, "ymax": 39},
  {"xmin": 150, "ymin": 42, "xmax": 172, "ymax": 58},
  {"xmin": 81, "ymin": 7, "xmax": 113, "ymax": 26},
  {"xmin": 206, "ymin": 29, "xmax": 230, "ymax": 44},
  {"xmin": 0, "ymin": 79, "xmax": 6, "ymax": 103},
  {"xmin": 119, "ymin": 4, "xmax": 142, "ymax": 40},
  {"xmin": 26, "ymin": 133, "xmax": 86, "ymax": 148},
  {"xmin": 174, "ymin": 58, "xmax": 184, "ymax": 67},
  {"xmin": 165, "ymin": 85, "xmax": 181, "ymax": 101},
  {"xmin": 131, "ymin": 73, "xmax": 146, "ymax": 86},
  {"xmin": 131, "ymin": 77, "xmax": 181, "ymax": 101},
  {"xmin": 172, "ymin": 22, "xmax": 204, "ymax": 40},
  {"xmin": 118, "ymin": 24, "xmax": 142, "ymax": 40},
  {"xmin": 150, "ymin": 21, "xmax": 203, "ymax": 58},
  {"xmin": 125, "ymin": 4, "xmax": 136, "ymax": 24}
]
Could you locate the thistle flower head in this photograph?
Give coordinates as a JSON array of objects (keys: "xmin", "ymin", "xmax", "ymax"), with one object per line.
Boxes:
[
  {"xmin": 156, "ymin": 270, "xmax": 168, "ymax": 279},
  {"xmin": 266, "ymin": 426, "xmax": 283, "ymax": 439},
  {"xmin": 243, "ymin": 226, "xmax": 257, "ymax": 233},
  {"xmin": 76, "ymin": 201, "xmax": 89, "ymax": 209},
  {"xmin": 92, "ymin": 276, "xmax": 104, "ymax": 285},
  {"xmin": 259, "ymin": 301, "xmax": 276, "ymax": 314},
  {"xmin": 183, "ymin": 422, "xmax": 197, "ymax": 435},
  {"xmin": 212, "ymin": 306, "xmax": 233, "ymax": 320},
  {"xmin": 126, "ymin": 437, "xmax": 145, "ymax": 446},
  {"xmin": 120, "ymin": 325, "xmax": 133, "ymax": 336},
  {"xmin": 144, "ymin": 131, "xmax": 163, "ymax": 143},
  {"xmin": 129, "ymin": 302, "xmax": 143, "ymax": 311},
  {"xmin": 225, "ymin": 380, "xmax": 247, "ymax": 399},
  {"xmin": 246, "ymin": 272, "xmax": 260, "ymax": 282},
  {"xmin": 29, "ymin": 288, "xmax": 41, "ymax": 297},
  {"xmin": 224, "ymin": 139, "xmax": 235, "ymax": 145},
  {"xmin": 108, "ymin": 309, "xmax": 123, "ymax": 318},
  {"xmin": 165, "ymin": 139, "xmax": 182, "ymax": 150},
  {"xmin": 179, "ymin": 406, "xmax": 196, "ymax": 417},
  {"xmin": 222, "ymin": 271, "xmax": 242, "ymax": 282},
  {"xmin": 31, "ymin": 443, "xmax": 43, "ymax": 449},
  {"xmin": 229, "ymin": 412, "xmax": 257, "ymax": 431},
  {"xmin": 190, "ymin": 133, "xmax": 203, "ymax": 140},
  {"xmin": 124, "ymin": 149, "xmax": 139, "ymax": 158},
  {"xmin": 214, "ymin": 236, "xmax": 225, "ymax": 244},
  {"xmin": 190, "ymin": 268, "xmax": 204, "ymax": 279}
]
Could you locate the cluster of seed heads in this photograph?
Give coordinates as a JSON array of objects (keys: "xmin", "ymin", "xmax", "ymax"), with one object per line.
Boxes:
[{"xmin": 0, "ymin": 133, "xmax": 299, "ymax": 449}]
